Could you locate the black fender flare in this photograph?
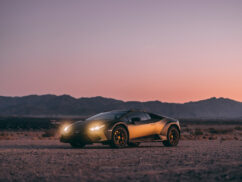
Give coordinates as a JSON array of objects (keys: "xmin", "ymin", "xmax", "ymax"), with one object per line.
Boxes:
[
  {"xmin": 160, "ymin": 120, "xmax": 180, "ymax": 138},
  {"xmin": 106, "ymin": 122, "xmax": 130, "ymax": 141}
]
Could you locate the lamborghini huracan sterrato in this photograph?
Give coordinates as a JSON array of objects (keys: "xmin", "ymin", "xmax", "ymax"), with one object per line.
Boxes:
[{"xmin": 60, "ymin": 110, "xmax": 180, "ymax": 148}]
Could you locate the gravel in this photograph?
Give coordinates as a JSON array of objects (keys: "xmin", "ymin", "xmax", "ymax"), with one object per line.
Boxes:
[{"xmin": 0, "ymin": 139, "xmax": 241, "ymax": 182}]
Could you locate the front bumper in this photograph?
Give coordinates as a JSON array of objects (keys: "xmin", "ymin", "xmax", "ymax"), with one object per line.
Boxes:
[
  {"xmin": 60, "ymin": 129, "xmax": 109, "ymax": 144},
  {"xmin": 60, "ymin": 133, "xmax": 91, "ymax": 143}
]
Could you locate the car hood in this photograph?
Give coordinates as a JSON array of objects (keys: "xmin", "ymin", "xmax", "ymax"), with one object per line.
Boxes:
[{"xmin": 70, "ymin": 119, "xmax": 114, "ymax": 131}]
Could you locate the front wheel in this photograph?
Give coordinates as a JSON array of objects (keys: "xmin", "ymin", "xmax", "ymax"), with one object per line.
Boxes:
[
  {"xmin": 110, "ymin": 126, "xmax": 128, "ymax": 148},
  {"xmin": 163, "ymin": 126, "xmax": 180, "ymax": 147}
]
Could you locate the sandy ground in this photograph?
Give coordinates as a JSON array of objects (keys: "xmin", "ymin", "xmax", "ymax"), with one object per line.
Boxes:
[{"xmin": 0, "ymin": 139, "xmax": 241, "ymax": 182}]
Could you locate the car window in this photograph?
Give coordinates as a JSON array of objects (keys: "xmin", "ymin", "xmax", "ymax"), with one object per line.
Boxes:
[
  {"xmin": 126, "ymin": 112, "xmax": 149, "ymax": 122},
  {"xmin": 148, "ymin": 113, "xmax": 163, "ymax": 120},
  {"xmin": 86, "ymin": 111, "xmax": 127, "ymax": 121},
  {"xmin": 143, "ymin": 113, "xmax": 151, "ymax": 120}
]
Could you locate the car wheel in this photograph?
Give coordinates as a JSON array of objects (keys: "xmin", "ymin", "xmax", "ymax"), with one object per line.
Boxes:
[
  {"xmin": 110, "ymin": 126, "xmax": 128, "ymax": 148},
  {"xmin": 70, "ymin": 142, "xmax": 85, "ymax": 148},
  {"xmin": 128, "ymin": 142, "xmax": 140, "ymax": 147},
  {"xmin": 163, "ymin": 126, "xmax": 180, "ymax": 147}
]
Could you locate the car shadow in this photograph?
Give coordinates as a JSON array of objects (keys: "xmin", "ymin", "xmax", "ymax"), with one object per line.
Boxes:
[
  {"xmin": 0, "ymin": 144, "xmax": 70, "ymax": 149},
  {"xmin": 0, "ymin": 143, "xmax": 182, "ymax": 150}
]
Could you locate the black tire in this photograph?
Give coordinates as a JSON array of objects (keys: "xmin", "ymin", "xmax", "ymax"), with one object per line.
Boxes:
[
  {"xmin": 163, "ymin": 126, "xmax": 180, "ymax": 147},
  {"xmin": 110, "ymin": 126, "xmax": 128, "ymax": 148},
  {"xmin": 128, "ymin": 142, "xmax": 140, "ymax": 147},
  {"xmin": 70, "ymin": 142, "xmax": 85, "ymax": 148}
]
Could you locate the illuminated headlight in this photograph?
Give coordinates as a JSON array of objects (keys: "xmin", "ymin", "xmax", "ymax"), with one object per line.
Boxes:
[
  {"xmin": 89, "ymin": 125, "xmax": 104, "ymax": 131},
  {"xmin": 63, "ymin": 125, "xmax": 70, "ymax": 133}
]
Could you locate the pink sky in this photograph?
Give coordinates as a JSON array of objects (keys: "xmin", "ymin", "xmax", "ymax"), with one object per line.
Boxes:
[{"xmin": 0, "ymin": 0, "xmax": 242, "ymax": 103}]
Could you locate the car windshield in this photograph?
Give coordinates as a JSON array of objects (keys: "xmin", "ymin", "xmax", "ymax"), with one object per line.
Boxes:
[{"xmin": 86, "ymin": 111, "xmax": 127, "ymax": 121}]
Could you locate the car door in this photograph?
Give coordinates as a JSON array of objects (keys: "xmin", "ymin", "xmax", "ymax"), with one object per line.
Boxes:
[{"xmin": 126, "ymin": 112, "xmax": 157, "ymax": 139}]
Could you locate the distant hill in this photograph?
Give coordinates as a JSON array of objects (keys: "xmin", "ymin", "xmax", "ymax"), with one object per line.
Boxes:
[{"xmin": 0, "ymin": 95, "xmax": 242, "ymax": 119}]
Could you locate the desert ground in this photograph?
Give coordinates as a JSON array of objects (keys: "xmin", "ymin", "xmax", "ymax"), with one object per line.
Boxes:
[{"xmin": 0, "ymin": 124, "xmax": 242, "ymax": 182}]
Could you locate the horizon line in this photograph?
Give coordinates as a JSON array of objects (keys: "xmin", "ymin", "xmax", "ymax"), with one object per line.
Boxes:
[{"xmin": 0, "ymin": 94, "xmax": 240, "ymax": 104}]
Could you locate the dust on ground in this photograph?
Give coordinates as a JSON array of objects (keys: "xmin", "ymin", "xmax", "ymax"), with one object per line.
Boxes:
[{"xmin": 0, "ymin": 139, "xmax": 241, "ymax": 182}]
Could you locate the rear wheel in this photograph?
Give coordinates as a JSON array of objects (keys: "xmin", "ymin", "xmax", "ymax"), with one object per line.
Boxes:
[
  {"xmin": 110, "ymin": 126, "xmax": 128, "ymax": 148},
  {"xmin": 163, "ymin": 126, "xmax": 180, "ymax": 147},
  {"xmin": 70, "ymin": 142, "xmax": 85, "ymax": 148}
]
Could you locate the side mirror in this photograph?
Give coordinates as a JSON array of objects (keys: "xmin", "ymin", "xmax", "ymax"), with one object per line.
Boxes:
[{"xmin": 131, "ymin": 117, "xmax": 140, "ymax": 123}]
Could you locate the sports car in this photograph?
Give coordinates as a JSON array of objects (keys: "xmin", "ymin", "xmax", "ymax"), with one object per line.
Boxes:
[{"xmin": 60, "ymin": 110, "xmax": 180, "ymax": 148}]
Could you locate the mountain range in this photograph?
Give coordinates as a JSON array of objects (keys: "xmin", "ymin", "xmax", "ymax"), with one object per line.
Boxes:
[{"xmin": 0, "ymin": 94, "xmax": 242, "ymax": 119}]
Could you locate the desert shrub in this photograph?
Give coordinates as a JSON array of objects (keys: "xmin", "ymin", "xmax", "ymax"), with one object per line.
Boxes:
[
  {"xmin": 208, "ymin": 128, "xmax": 217, "ymax": 133},
  {"xmin": 180, "ymin": 124, "xmax": 188, "ymax": 127},
  {"xmin": 219, "ymin": 129, "xmax": 233, "ymax": 134},
  {"xmin": 194, "ymin": 128, "xmax": 203, "ymax": 136},
  {"xmin": 234, "ymin": 136, "xmax": 239, "ymax": 140},
  {"xmin": 180, "ymin": 118, "xmax": 242, "ymax": 125},
  {"xmin": 0, "ymin": 117, "xmax": 53, "ymax": 129},
  {"xmin": 0, "ymin": 116, "xmax": 81, "ymax": 130},
  {"xmin": 234, "ymin": 126, "xmax": 242, "ymax": 131},
  {"xmin": 208, "ymin": 128, "xmax": 233, "ymax": 134},
  {"xmin": 182, "ymin": 128, "xmax": 191, "ymax": 133},
  {"xmin": 42, "ymin": 129, "xmax": 56, "ymax": 137},
  {"xmin": 208, "ymin": 136, "xmax": 217, "ymax": 140}
]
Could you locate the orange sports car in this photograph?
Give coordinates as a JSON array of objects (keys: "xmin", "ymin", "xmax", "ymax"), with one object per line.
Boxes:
[{"xmin": 60, "ymin": 110, "xmax": 181, "ymax": 148}]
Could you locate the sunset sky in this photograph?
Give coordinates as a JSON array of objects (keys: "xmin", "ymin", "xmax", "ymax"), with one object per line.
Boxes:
[{"xmin": 0, "ymin": 0, "xmax": 242, "ymax": 103}]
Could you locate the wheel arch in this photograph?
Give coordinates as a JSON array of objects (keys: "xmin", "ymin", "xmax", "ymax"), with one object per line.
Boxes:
[
  {"xmin": 169, "ymin": 124, "xmax": 180, "ymax": 135},
  {"xmin": 160, "ymin": 120, "xmax": 181, "ymax": 137},
  {"xmin": 106, "ymin": 122, "xmax": 130, "ymax": 141}
]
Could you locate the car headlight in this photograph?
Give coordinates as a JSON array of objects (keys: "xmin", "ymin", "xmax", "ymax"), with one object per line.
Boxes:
[
  {"xmin": 89, "ymin": 124, "xmax": 105, "ymax": 131},
  {"xmin": 63, "ymin": 125, "xmax": 71, "ymax": 133}
]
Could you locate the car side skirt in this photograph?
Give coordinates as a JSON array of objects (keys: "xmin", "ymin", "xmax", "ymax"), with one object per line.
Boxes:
[{"xmin": 106, "ymin": 119, "xmax": 180, "ymax": 142}]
